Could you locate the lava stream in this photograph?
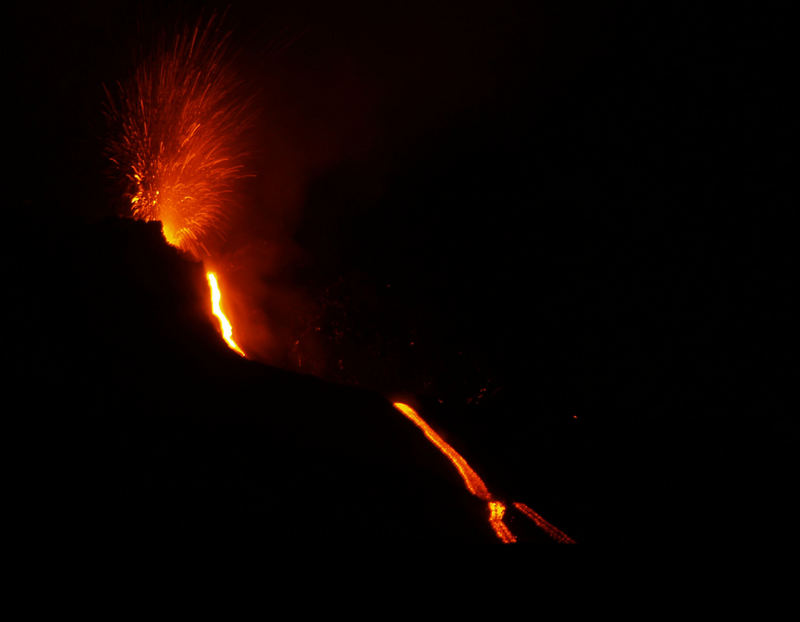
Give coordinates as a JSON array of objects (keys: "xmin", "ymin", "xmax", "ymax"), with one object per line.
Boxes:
[
  {"xmin": 488, "ymin": 500, "xmax": 517, "ymax": 544},
  {"xmin": 393, "ymin": 402, "xmax": 574, "ymax": 543},
  {"xmin": 393, "ymin": 402, "xmax": 515, "ymax": 542},
  {"xmin": 392, "ymin": 402, "xmax": 491, "ymax": 500},
  {"xmin": 513, "ymin": 502, "xmax": 576, "ymax": 544},
  {"xmin": 206, "ymin": 271, "xmax": 246, "ymax": 357}
]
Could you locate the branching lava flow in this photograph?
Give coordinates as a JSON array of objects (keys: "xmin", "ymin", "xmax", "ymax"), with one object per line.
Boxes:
[{"xmin": 394, "ymin": 402, "xmax": 574, "ymax": 543}]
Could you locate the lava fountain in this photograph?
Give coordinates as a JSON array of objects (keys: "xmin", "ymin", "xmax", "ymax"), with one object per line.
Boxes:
[{"xmin": 104, "ymin": 15, "xmax": 252, "ymax": 257}]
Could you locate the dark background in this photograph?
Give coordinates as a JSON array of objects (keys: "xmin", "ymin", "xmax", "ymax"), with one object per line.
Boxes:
[{"xmin": 12, "ymin": 0, "xmax": 796, "ymax": 544}]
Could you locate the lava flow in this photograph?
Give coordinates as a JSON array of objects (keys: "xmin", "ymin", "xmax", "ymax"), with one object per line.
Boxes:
[
  {"xmin": 513, "ymin": 502, "xmax": 576, "ymax": 544},
  {"xmin": 206, "ymin": 272, "xmax": 246, "ymax": 357},
  {"xmin": 394, "ymin": 402, "xmax": 573, "ymax": 543}
]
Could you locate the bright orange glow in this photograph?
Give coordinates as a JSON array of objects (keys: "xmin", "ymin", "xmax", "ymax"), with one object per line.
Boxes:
[
  {"xmin": 206, "ymin": 271, "xmax": 246, "ymax": 357},
  {"xmin": 513, "ymin": 502, "xmax": 576, "ymax": 544},
  {"xmin": 489, "ymin": 501, "xmax": 517, "ymax": 544},
  {"xmin": 105, "ymin": 16, "xmax": 252, "ymax": 257}
]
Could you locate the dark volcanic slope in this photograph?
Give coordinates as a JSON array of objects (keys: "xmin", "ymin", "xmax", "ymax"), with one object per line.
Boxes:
[{"xmin": 14, "ymin": 220, "xmax": 502, "ymax": 545}]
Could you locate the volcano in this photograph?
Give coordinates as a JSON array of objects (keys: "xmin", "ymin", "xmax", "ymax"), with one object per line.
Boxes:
[
  {"xmin": 13, "ymin": 0, "xmax": 796, "ymax": 548},
  {"xmin": 14, "ymin": 218, "xmax": 575, "ymax": 545}
]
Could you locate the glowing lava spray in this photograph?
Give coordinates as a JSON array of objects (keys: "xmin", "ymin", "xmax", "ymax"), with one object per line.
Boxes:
[{"xmin": 104, "ymin": 14, "xmax": 252, "ymax": 257}]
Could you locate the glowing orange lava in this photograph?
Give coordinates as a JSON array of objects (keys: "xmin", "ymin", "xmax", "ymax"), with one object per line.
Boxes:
[
  {"xmin": 393, "ymin": 402, "xmax": 514, "ymax": 542},
  {"xmin": 207, "ymin": 272, "xmax": 246, "ymax": 357},
  {"xmin": 393, "ymin": 402, "xmax": 574, "ymax": 543},
  {"xmin": 489, "ymin": 500, "xmax": 517, "ymax": 544},
  {"xmin": 513, "ymin": 502, "xmax": 576, "ymax": 544},
  {"xmin": 393, "ymin": 402, "xmax": 490, "ymax": 500}
]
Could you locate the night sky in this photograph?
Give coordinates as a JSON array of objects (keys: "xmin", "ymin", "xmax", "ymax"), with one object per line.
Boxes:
[{"xmin": 12, "ymin": 1, "xmax": 795, "ymax": 544}]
